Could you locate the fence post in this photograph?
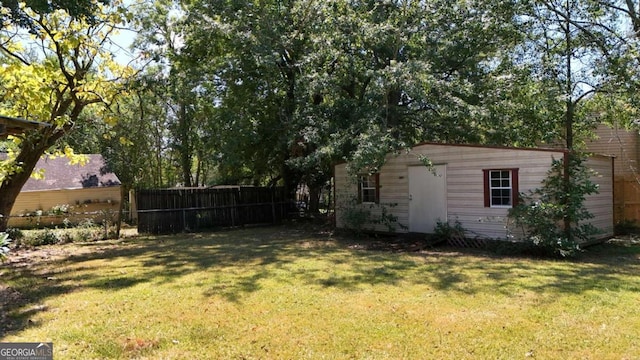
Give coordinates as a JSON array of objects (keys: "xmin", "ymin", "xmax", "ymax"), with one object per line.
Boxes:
[
  {"xmin": 182, "ymin": 209, "xmax": 186, "ymax": 232},
  {"xmin": 271, "ymin": 188, "xmax": 276, "ymax": 224},
  {"xmin": 232, "ymin": 188, "xmax": 239, "ymax": 226}
]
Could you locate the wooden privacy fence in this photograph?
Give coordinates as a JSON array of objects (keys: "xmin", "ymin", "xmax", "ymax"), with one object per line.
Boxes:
[
  {"xmin": 136, "ymin": 187, "xmax": 294, "ymax": 234},
  {"xmin": 614, "ymin": 177, "xmax": 640, "ymax": 224}
]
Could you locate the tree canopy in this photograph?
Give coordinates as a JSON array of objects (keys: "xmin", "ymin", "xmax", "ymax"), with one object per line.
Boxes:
[
  {"xmin": 3, "ymin": 0, "xmax": 640, "ymax": 225},
  {"xmin": 169, "ymin": 0, "xmax": 549, "ymax": 195},
  {"xmin": 0, "ymin": 0, "xmax": 134, "ymax": 230}
]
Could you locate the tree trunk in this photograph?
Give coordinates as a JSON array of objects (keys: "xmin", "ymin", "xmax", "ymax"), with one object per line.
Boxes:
[
  {"xmin": 178, "ymin": 102, "xmax": 193, "ymax": 187},
  {"xmin": 0, "ymin": 137, "xmax": 54, "ymax": 231},
  {"xmin": 308, "ymin": 184, "xmax": 321, "ymax": 214},
  {"xmin": 0, "ymin": 179, "xmax": 26, "ymax": 231},
  {"xmin": 563, "ymin": 0, "xmax": 573, "ymax": 239}
]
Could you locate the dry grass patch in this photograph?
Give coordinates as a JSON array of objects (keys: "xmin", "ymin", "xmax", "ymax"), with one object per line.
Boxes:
[{"xmin": 1, "ymin": 226, "xmax": 639, "ymax": 359}]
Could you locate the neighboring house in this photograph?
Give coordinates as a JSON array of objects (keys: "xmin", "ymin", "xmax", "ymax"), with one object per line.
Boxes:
[
  {"xmin": 7, "ymin": 154, "xmax": 121, "ymax": 228},
  {"xmin": 334, "ymin": 143, "xmax": 614, "ymax": 242},
  {"xmin": 586, "ymin": 123, "xmax": 640, "ymax": 224}
]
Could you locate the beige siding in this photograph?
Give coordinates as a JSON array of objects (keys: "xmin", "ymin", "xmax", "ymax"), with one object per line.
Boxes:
[
  {"xmin": 586, "ymin": 124, "xmax": 640, "ymax": 224},
  {"xmin": 8, "ymin": 187, "xmax": 120, "ymax": 228},
  {"xmin": 335, "ymin": 143, "xmax": 614, "ymax": 241},
  {"xmin": 584, "ymin": 156, "xmax": 614, "ymax": 239},
  {"xmin": 587, "ymin": 124, "xmax": 639, "ymax": 178}
]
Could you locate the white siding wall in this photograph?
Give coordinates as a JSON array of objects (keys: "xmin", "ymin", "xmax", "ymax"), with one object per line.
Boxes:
[
  {"xmin": 587, "ymin": 124, "xmax": 638, "ymax": 178},
  {"xmin": 584, "ymin": 156, "xmax": 614, "ymax": 239},
  {"xmin": 335, "ymin": 143, "xmax": 614, "ymax": 241}
]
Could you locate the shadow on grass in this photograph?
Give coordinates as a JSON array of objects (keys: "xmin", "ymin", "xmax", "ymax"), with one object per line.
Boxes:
[{"xmin": 1, "ymin": 224, "xmax": 639, "ymax": 338}]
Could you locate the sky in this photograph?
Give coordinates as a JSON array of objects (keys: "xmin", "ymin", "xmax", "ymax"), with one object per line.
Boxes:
[{"xmin": 110, "ymin": 27, "xmax": 138, "ymax": 65}]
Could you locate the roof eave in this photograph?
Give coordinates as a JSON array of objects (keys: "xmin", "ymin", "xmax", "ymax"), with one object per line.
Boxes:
[{"xmin": 0, "ymin": 115, "xmax": 52, "ymax": 138}]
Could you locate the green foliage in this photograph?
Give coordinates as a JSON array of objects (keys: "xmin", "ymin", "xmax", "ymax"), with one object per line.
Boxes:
[
  {"xmin": 12, "ymin": 223, "xmax": 112, "ymax": 248},
  {"xmin": 30, "ymin": 229, "xmax": 61, "ymax": 246},
  {"xmin": 370, "ymin": 203, "xmax": 407, "ymax": 233},
  {"xmin": 170, "ymin": 0, "xmax": 541, "ymax": 191},
  {"xmin": 508, "ymin": 154, "xmax": 599, "ymax": 257},
  {"xmin": 119, "ymin": 0, "xmax": 640, "ymax": 203},
  {"xmin": 75, "ymin": 219, "xmax": 107, "ymax": 242},
  {"xmin": 0, "ymin": 0, "xmax": 134, "ymax": 231},
  {"xmin": 4, "ymin": 227, "xmax": 23, "ymax": 241},
  {"xmin": 339, "ymin": 196, "xmax": 406, "ymax": 235},
  {"xmin": 432, "ymin": 219, "xmax": 466, "ymax": 244},
  {"xmin": 340, "ymin": 203, "xmax": 371, "ymax": 236},
  {"xmin": 49, "ymin": 204, "xmax": 72, "ymax": 216},
  {"xmin": 0, "ymin": 232, "xmax": 11, "ymax": 262},
  {"xmin": 0, "ymin": 0, "xmax": 111, "ymax": 32}
]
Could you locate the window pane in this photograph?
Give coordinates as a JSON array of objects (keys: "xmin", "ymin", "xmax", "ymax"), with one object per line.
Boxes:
[
  {"xmin": 489, "ymin": 170, "xmax": 512, "ymax": 207},
  {"xmin": 362, "ymin": 189, "xmax": 376, "ymax": 203},
  {"xmin": 360, "ymin": 174, "xmax": 378, "ymax": 203}
]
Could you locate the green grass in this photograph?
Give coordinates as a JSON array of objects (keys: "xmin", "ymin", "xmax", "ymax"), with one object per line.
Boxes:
[{"xmin": 1, "ymin": 225, "xmax": 640, "ymax": 359}]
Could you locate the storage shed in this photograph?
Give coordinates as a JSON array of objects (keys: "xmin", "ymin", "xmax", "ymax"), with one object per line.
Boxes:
[{"xmin": 334, "ymin": 143, "xmax": 614, "ymax": 242}]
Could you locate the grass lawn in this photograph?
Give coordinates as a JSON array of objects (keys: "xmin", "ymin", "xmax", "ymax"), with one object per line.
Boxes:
[{"xmin": 1, "ymin": 225, "xmax": 639, "ymax": 359}]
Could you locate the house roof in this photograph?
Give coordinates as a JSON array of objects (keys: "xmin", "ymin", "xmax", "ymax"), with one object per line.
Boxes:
[
  {"xmin": 20, "ymin": 154, "xmax": 121, "ymax": 192},
  {"xmin": 0, "ymin": 115, "xmax": 51, "ymax": 138},
  {"xmin": 333, "ymin": 141, "xmax": 614, "ymax": 165}
]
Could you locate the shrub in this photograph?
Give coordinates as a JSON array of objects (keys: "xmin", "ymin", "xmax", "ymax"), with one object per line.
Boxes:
[
  {"xmin": 74, "ymin": 227, "xmax": 104, "ymax": 242},
  {"xmin": 5, "ymin": 228, "xmax": 23, "ymax": 241},
  {"xmin": 340, "ymin": 202, "xmax": 372, "ymax": 236},
  {"xmin": 369, "ymin": 203, "xmax": 406, "ymax": 233},
  {"xmin": 50, "ymin": 204, "xmax": 72, "ymax": 215},
  {"xmin": 0, "ymin": 232, "xmax": 11, "ymax": 262},
  {"xmin": 508, "ymin": 154, "xmax": 599, "ymax": 257},
  {"xmin": 31, "ymin": 229, "xmax": 61, "ymax": 246},
  {"xmin": 432, "ymin": 219, "xmax": 466, "ymax": 244},
  {"xmin": 18, "ymin": 227, "xmax": 96, "ymax": 247},
  {"xmin": 16, "ymin": 229, "xmax": 57, "ymax": 247},
  {"xmin": 338, "ymin": 196, "xmax": 406, "ymax": 235}
]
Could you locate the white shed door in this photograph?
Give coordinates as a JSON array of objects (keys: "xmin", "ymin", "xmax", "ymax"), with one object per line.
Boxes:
[{"xmin": 409, "ymin": 165, "xmax": 447, "ymax": 233}]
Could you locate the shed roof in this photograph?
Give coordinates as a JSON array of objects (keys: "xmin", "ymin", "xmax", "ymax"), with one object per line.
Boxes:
[
  {"xmin": 334, "ymin": 141, "xmax": 614, "ymax": 166},
  {"xmin": 20, "ymin": 154, "xmax": 121, "ymax": 192}
]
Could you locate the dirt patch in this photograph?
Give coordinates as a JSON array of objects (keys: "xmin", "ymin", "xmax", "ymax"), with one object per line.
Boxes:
[
  {"xmin": 340, "ymin": 233, "xmax": 640, "ymax": 262},
  {"xmin": 0, "ymin": 285, "xmax": 23, "ymax": 335},
  {"xmin": 339, "ymin": 234, "xmax": 442, "ymax": 253}
]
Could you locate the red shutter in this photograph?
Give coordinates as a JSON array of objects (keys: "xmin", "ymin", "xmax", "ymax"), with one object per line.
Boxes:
[
  {"xmin": 483, "ymin": 169, "xmax": 490, "ymax": 207},
  {"xmin": 511, "ymin": 168, "xmax": 519, "ymax": 206},
  {"xmin": 375, "ymin": 173, "xmax": 380, "ymax": 204}
]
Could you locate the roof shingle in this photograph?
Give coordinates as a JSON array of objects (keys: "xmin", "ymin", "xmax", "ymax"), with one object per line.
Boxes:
[{"xmin": 19, "ymin": 154, "xmax": 121, "ymax": 192}]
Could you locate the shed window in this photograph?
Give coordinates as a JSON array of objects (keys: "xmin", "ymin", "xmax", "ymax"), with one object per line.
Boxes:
[
  {"xmin": 359, "ymin": 174, "xmax": 379, "ymax": 204},
  {"xmin": 483, "ymin": 169, "xmax": 519, "ymax": 208}
]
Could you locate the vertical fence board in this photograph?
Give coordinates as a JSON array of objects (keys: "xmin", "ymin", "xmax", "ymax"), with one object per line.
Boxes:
[
  {"xmin": 136, "ymin": 187, "xmax": 294, "ymax": 234},
  {"xmin": 613, "ymin": 177, "xmax": 640, "ymax": 225}
]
